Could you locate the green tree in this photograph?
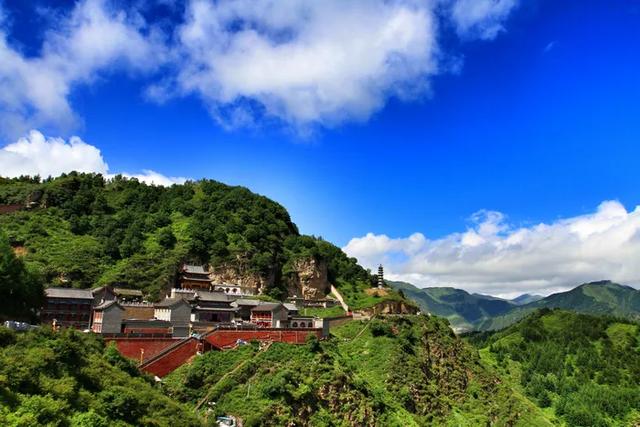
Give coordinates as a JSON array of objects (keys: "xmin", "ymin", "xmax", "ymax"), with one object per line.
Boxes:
[{"xmin": 0, "ymin": 233, "xmax": 43, "ymax": 321}]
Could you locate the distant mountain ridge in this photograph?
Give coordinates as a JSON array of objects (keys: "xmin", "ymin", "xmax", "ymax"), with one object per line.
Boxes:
[
  {"xmin": 479, "ymin": 280, "xmax": 640, "ymax": 330},
  {"xmin": 389, "ymin": 280, "xmax": 640, "ymax": 331},
  {"xmin": 511, "ymin": 293, "xmax": 543, "ymax": 305},
  {"xmin": 388, "ymin": 281, "xmax": 516, "ymax": 331}
]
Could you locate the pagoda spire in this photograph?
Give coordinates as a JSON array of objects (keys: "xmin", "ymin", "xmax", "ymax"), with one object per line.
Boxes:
[{"xmin": 377, "ymin": 264, "xmax": 384, "ymax": 289}]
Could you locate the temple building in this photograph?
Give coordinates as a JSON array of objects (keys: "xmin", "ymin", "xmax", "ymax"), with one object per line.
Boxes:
[
  {"xmin": 41, "ymin": 288, "xmax": 94, "ymax": 329},
  {"xmin": 250, "ymin": 303, "xmax": 288, "ymax": 328},
  {"xmin": 91, "ymin": 301, "xmax": 124, "ymax": 334},
  {"xmin": 179, "ymin": 264, "xmax": 213, "ymax": 290},
  {"xmin": 377, "ymin": 264, "xmax": 384, "ymax": 289}
]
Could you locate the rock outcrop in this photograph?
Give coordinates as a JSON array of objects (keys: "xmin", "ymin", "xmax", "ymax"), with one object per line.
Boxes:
[
  {"xmin": 287, "ymin": 257, "xmax": 330, "ymax": 300},
  {"xmin": 359, "ymin": 300, "xmax": 419, "ymax": 316},
  {"xmin": 209, "ymin": 265, "xmax": 275, "ymax": 294}
]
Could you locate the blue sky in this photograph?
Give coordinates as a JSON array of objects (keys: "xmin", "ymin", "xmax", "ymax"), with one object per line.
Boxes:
[{"xmin": 1, "ymin": 0, "xmax": 639, "ymax": 296}]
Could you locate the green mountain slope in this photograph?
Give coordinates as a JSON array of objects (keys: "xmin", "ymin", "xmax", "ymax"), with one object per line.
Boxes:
[
  {"xmin": 511, "ymin": 294, "xmax": 544, "ymax": 305},
  {"xmin": 164, "ymin": 315, "xmax": 551, "ymax": 426},
  {"xmin": 470, "ymin": 309, "xmax": 640, "ymax": 426},
  {"xmin": 479, "ymin": 281, "xmax": 640, "ymax": 331},
  {"xmin": 0, "ymin": 326, "xmax": 200, "ymax": 426},
  {"xmin": 388, "ymin": 281, "xmax": 515, "ymax": 331},
  {"xmin": 0, "ymin": 174, "xmax": 377, "ymax": 303}
]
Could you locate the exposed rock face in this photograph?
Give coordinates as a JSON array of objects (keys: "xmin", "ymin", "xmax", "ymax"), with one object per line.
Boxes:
[
  {"xmin": 288, "ymin": 257, "xmax": 330, "ymax": 300},
  {"xmin": 360, "ymin": 300, "xmax": 419, "ymax": 316},
  {"xmin": 209, "ymin": 265, "xmax": 275, "ymax": 294}
]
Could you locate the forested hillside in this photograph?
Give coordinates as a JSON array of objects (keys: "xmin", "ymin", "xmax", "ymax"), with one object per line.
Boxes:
[
  {"xmin": 470, "ymin": 309, "xmax": 640, "ymax": 426},
  {"xmin": 0, "ymin": 326, "xmax": 200, "ymax": 426},
  {"xmin": 0, "ymin": 174, "xmax": 375, "ymax": 308},
  {"xmin": 388, "ymin": 281, "xmax": 515, "ymax": 331},
  {"xmin": 477, "ymin": 281, "xmax": 640, "ymax": 331},
  {"xmin": 164, "ymin": 315, "xmax": 551, "ymax": 426},
  {"xmin": 391, "ymin": 280, "xmax": 640, "ymax": 332}
]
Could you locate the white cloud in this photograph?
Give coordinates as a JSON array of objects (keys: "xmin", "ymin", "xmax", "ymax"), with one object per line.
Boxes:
[
  {"xmin": 0, "ymin": 0, "xmax": 520, "ymax": 135},
  {"xmin": 0, "ymin": 130, "xmax": 185, "ymax": 186},
  {"xmin": 116, "ymin": 170, "xmax": 187, "ymax": 186},
  {"xmin": 449, "ymin": 0, "xmax": 518, "ymax": 40},
  {"xmin": 344, "ymin": 201, "xmax": 640, "ymax": 298},
  {"xmin": 162, "ymin": 0, "xmax": 439, "ymax": 129},
  {"xmin": 0, "ymin": 0, "xmax": 162, "ymax": 138},
  {"xmin": 150, "ymin": 0, "xmax": 520, "ymax": 130}
]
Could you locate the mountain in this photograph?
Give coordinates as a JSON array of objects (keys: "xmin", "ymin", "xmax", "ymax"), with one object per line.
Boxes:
[
  {"xmin": 470, "ymin": 309, "xmax": 640, "ymax": 426},
  {"xmin": 388, "ymin": 280, "xmax": 516, "ymax": 331},
  {"xmin": 0, "ymin": 174, "xmax": 382, "ymax": 309},
  {"xmin": 164, "ymin": 315, "xmax": 551, "ymax": 426},
  {"xmin": 511, "ymin": 293, "xmax": 543, "ymax": 305},
  {"xmin": 391, "ymin": 279, "xmax": 640, "ymax": 332},
  {"xmin": 478, "ymin": 280, "xmax": 640, "ymax": 331}
]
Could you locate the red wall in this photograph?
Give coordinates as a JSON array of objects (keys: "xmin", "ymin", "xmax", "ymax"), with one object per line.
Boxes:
[
  {"xmin": 204, "ymin": 329, "xmax": 322, "ymax": 349},
  {"xmin": 105, "ymin": 337, "xmax": 178, "ymax": 362},
  {"xmin": 108, "ymin": 328, "xmax": 323, "ymax": 378},
  {"xmin": 139, "ymin": 338, "xmax": 200, "ymax": 378}
]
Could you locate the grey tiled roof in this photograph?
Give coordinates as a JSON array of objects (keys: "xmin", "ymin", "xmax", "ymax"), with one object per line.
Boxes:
[
  {"xmin": 183, "ymin": 264, "xmax": 208, "ymax": 274},
  {"xmin": 94, "ymin": 300, "xmax": 123, "ymax": 311},
  {"xmin": 234, "ymin": 299, "xmax": 262, "ymax": 307},
  {"xmin": 283, "ymin": 303, "xmax": 298, "ymax": 312},
  {"xmin": 191, "ymin": 291, "xmax": 233, "ymax": 302},
  {"xmin": 154, "ymin": 298, "xmax": 190, "ymax": 308},
  {"xmin": 251, "ymin": 303, "xmax": 283, "ymax": 312},
  {"xmin": 45, "ymin": 287, "xmax": 94, "ymax": 300},
  {"xmin": 113, "ymin": 288, "xmax": 143, "ymax": 297}
]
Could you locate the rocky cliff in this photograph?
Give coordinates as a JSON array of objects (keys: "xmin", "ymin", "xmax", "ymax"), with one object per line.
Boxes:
[
  {"xmin": 209, "ymin": 265, "xmax": 275, "ymax": 294},
  {"xmin": 287, "ymin": 257, "xmax": 331, "ymax": 300}
]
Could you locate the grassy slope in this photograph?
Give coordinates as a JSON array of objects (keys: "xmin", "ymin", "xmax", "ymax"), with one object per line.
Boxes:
[
  {"xmin": 470, "ymin": 309, "xmax": 640, "ymax": 426},
  {"xmin": 163, "ymin": 315, "xmax": 550, "ymax": 426}
]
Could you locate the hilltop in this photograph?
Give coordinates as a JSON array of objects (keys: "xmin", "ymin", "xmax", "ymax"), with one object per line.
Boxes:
[
  {"xmin": 388, "ymin": 281, "xmax": 515, "ymax": 331},
  {"xmin": 470, "ymin": 309, "xmax": 640, "ymax": 426},
  {"xmin": 511, "ymin": 294, "xmax": 544, "ymax": 305},
  {"xmin": 391, "ymin": 280, "xmax": 640, "ymax": 331},
  {"xmin": 478, "ymin": 280, "xmax": 640, "ymax": 330},
  {"xmin": 0, "ymin": 174, "xmax": 408, "ymax": 316},
  {"xmin": 164, "ymin": 315, "xmax": 551, "ymax": 426}
]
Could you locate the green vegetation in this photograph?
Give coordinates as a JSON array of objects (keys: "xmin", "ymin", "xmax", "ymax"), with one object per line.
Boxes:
[
  {"xmin": 337, "ymin": 279, "xmax": 407, "ymax": 311},
  {"xmin": 299, "ymin": 305, "xmax": 345, "ymax": 318},
  {"xmin": 511, "ymin": 293, "xmax": 544, "ymax": 305},
  {"xmin": 391, "ymin": 280, "xmax": 640, "ymax": 332},
  {"xmin": 164, "ymin": 315, "xmax": 550, "ymax": 426},
  {"xmin": 387, "ymin": 281, "xmax": 515, "ymax": 331},
  {"xmin": 0, "ymin": 232, "xmax": 43, "ymax": 321},
  {"xmin": 0, "ymin": 326, "xmax": 200, "ymax": 426},
  {"xmin": 0, "ymin": 174, "xmax": 376, "ymax": 301},
  {"xmin": 478, "ymin": 281, "xmax": 640, "ymax": 331},
  {"xmin": 471, "ymin": 309, "xmax": 640, "ymax": 426}
]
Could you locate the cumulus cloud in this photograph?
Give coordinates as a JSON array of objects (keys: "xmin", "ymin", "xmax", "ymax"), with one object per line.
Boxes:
[
  {"xmin": 116, "ymin": 170, "xmax": 187, "ymax": 186},
  {"xmin": 159, "ymin": 0, "xmax": 438, "ymax": 128},
  {"xmin": 0, "ymin": 0, "xmax": 163, "ymax": 138},
  {"xmin": 344, "ymin": 201, "xmax": 640, "ymax": 298},
  {"xmin": 0, "ymin": 0, "xmax": 520, "ymax": 135},
  {"xmin": 0, "ymin": 130, "xmax": 185, "ymax": 186},
  {"xmin": 449, "ymin": 0, "xmax": 519, "ymax": 40},
  {"xmin": 148, "ymin": 0, "xmax": 520, "ymax": 129}
]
